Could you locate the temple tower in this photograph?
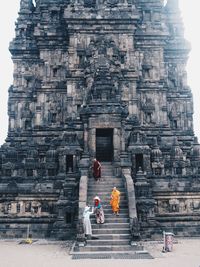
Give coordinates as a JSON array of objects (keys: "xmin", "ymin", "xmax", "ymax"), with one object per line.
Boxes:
[{"xmin": 0, "ymin": 0, "xmax": 200, "ymax": 239}]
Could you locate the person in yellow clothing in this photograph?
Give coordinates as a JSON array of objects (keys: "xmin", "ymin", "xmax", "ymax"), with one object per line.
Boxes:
[{"xmin": 110, "ymin": 187, "xmax": 120, "ymax": 215}]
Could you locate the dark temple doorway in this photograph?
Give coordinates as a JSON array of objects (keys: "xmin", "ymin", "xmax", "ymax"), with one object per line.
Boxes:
[
  {"xmin": 135, "ymin": 153, "xmax": 143, "ymax": 173},
  {"xmin": 96, "ymin": 129, "xmax": 113, "ymax": 162}
]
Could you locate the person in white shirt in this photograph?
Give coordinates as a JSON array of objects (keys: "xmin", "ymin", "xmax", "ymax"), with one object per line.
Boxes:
[{"xmin": 83, "ymin": 205, "xmax": 94, "ymax": 239}]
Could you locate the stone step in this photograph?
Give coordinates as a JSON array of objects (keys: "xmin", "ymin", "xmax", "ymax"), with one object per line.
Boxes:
[
  {"xmin": 85, "ymin": 164, "xmax": 132, "ymax": 255},
  {"xmin": 87, "ymin": 192, "xmax": 126, "ymax": 196},
  {"xmin": 75, "ymin": 244, "xmax": 142, "ymax": 252},
  {"xmin": 87, "ymin": 194, "xmax": 126, "ymax": 199},
  {"xmin": 88, "ymin": 205, "xmax": 128, "ymax": 210},
  {"xmin": 88, "ymin": 186, "xmax": 126, "ymax": 191},
  {"xmin": 89, "ymin": 177, "xmax": 122, "ymax": 180},
  {"xmin": 71, "ymin": 251, "xmax": 153, "ymax": 260},
  {"xmin": 87, "ymin": 191, "xmax": 126, "ymax": 196},
  {"xmin": 86, "ymin": 206, "xmax": 128, "ymax": 212},
  {"xmin": 87, "ymin": 193, "xmax": 126, "ymax": 198},
  {"xmin": 87, "ymin": 197, "xmax": 126, "ymax": 202},
  {"xmin": 88, "ymin": 180, "xmax": 124, "ymax": 183},
  {"xmin": 99, "ymin": 173, "xmax": 114, "ymax": 175},
  {"xmin": 87, "ymin": 206, "xmax": 128, "ymax": 211},
  {"xmin": 91, "ymin": 215, "xmax": 129, "ymax": 221},
  {"xmin": 100, "ymin": 169, "xmax": 113, "ymax": 172},
  {"xmin": 87, "ymin": 190, "xmax": 125, "ymax": 195},
  {"xmin": 90, "ymin": 233, "xmax": 130, "ymax": 240},
  {"xmin": 88, "ymin": 186, "xmax": 125, "ymax": 191},
  {"xmin": 101, "ymin": 166, "xmax": 113, "ymax": 168},
  {"xmin": 100, "ymin": 165, "xmax": 113, "ymax": 168},
  {"xmin": 93, "ymin": 206, "xmax": 128, "ymax": 211},
  {"xmin": 91, "ymin": 217, "xmax": 129, "ymax": 223},
  {"xmin": 102, "ymin": 212, "xmax": 129, "ymax": 217},
  {"xmin": 91, "ymin": 210, "xmax": 129, "ymax": 216},
  {"xmin": 88, "ymin": 185, "xmax": 124, "ymax": 188},
  {"xmin": 91, "ymin": 223, "xmax": 129, "ymax": 229},
  {"xmin": 101, "ymin": 165, "xmax": 113, "ymax": 168},
  {"xmin": 100, "ymin": 214, "xmax": 129, "ymax": 219},
  {"xmin": 87, "ymin": 198, "xmax": 127, "ymax": 204},
  {"xmin": 92, "ymin": 228, "xmax": 130, "ymax": 235},
  {"xmin": 98, "ymin": 215, "xmax": 129, "ymax": 220},
  {"xmin": 86, "ymin": 239, "xmax": 131, "ymax": 246},
  {"xmin": 88, "ymin": 177, "xmax": 123, "ymax": 181},
  {"xmin": 88, "ymin": 198, "xmax": 127, "ymax": 202},
  {"xmin": 100, "ymin": 173, "xmax": 114, "ymax": 176},
  {"xmin": 88, "ymin": 178, "xmax": 123, "ymax": 182}
]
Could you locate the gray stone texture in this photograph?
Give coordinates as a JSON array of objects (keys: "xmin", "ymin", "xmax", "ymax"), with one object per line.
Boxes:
[{"xmin": 0, "ymin": 0, "xmax": 200, "ymax": 239}]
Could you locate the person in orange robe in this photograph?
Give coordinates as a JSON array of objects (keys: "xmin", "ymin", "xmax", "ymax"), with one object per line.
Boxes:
[{"xmin": 110, "ymin": 187, "xmax": 120, "ymax": 215}]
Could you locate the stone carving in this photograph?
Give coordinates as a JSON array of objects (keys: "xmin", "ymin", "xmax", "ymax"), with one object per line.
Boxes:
[
  {"xmin": 61, "ymin": 131, "xmax": 80, "ymax": 146},
  {"xmin": 130, "ymin": 217, "xmax": 140, "ymax": 241},
  {"xmin": 128, "ymin": 130, "xmax": 146, "ymax": 146},
  {"xmin": 157, "ymin": 198, "xmax": 200, "ymax": 215},
  {"xmin": 82, "ymin": 37, "xmax": 124, "ymax": 102},
  {"xmin": 20, "ymin": 0, "xmax": 35, "ymax": 12},
  {"xmin": 0, "ymin": 0, "xmax": 200, "ymax": 240},
  {"xmin": 84, "ymin": 0, "xmax": 96, "ymax": 8},
  {"xmin": 141, "ymin": 96, "xmax": 155, "ymax": 125}
]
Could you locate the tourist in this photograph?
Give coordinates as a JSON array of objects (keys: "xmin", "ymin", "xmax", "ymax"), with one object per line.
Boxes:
[
  {"xmin": 110, "ymin": 187, "xmax": 120, "ymax": 215},
  {"xmin": 93, "ymin": 196, "xmax": 105, "ymax": 224},
  {"xmin": 83, "ymin": 205, "xmax": 94, "ymax": 239},
  {"xmin": 92, "ymin": 158, "xmax": 101, "ymax": 181}
]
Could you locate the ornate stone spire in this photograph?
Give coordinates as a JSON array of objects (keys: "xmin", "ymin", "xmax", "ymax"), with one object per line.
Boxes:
[
  {"xmin": 20, "ymin": 0, "xmax": 35, "ymax": 12},
  {"xmin": 191, "ymin": 137, "xmax": 200, "ymax": 160},
  {"xmin": 151, "ymin": 138, "xmax": 162, "ymax": 163},
  {"xmin": 171, "ymin": 137, "xmax": 183, "ymax": 160},
  {"xmin": 165, "ymin": 0, "xmax": 179, "ymax": 10}
]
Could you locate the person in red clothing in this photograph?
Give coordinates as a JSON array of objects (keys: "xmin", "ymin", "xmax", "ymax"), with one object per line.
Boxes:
[
  {"xmin": 92, "ymin": 158, "xmax": 101, "ymax": 181},
  {"xmin": 93, "ymin": 196, "xmax": 105, "ymax": 224}
]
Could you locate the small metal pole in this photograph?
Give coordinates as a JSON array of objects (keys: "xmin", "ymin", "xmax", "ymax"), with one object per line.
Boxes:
[
  {"xmin": 26, "ymin": 224, "xmax": 30, "ymax": 239},
  {"xmin": 163, "ymin": 231, "xmax": 165, "ymax": 252}
]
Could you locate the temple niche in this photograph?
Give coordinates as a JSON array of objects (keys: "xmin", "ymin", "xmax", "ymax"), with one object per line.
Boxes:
[{"xmin": 0, "ymin": 0, "xmax": 200, "ymax": 239}]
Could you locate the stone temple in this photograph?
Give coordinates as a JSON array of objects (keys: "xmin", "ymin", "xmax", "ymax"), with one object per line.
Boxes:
[{"xmin": 0, "ymin": 0, "xmax": 200, "ymax": 242}]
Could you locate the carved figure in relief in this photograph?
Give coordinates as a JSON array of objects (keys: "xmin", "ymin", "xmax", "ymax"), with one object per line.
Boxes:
[
  {"xmin": 179, "ymin": 201, "xmax": 186, "ymax": 213},
  {"xmin": 169, "ymin": 199, "xmax": 179, "ymax": 212}
]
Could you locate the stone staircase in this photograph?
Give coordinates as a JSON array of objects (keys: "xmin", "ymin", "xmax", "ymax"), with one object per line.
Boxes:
[{"xmin": 71, "ymin": 162, "xmax": 153, "ymax": 259}]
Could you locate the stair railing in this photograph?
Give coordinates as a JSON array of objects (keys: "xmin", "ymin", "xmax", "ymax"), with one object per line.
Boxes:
[
  {"xmin": 122, "ymin": 168, "xmax": 140, "ymax": 241},
  {"xmin": 76, "ymin": 172, "xmax": 88, "ymax": 243}
]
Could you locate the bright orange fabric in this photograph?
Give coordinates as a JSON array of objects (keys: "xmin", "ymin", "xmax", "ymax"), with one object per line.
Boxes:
[{"xmin": 110, "ymin": 189, "xmax": 120, "ymax": 212}]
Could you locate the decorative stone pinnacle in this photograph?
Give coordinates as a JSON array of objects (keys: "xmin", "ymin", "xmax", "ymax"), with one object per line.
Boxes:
[
  {"xmin": 165, "ymin": 0, "xmax": 179, "ymax": 10},
  {"xmin": 20, "ymin": 0, "xmax": 35, "ymax": 12}
]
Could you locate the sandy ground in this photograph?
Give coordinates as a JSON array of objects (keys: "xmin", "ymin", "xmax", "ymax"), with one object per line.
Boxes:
[{"xmin": 0, "ymin": 238, "xmax": 200, "ymax": 267}]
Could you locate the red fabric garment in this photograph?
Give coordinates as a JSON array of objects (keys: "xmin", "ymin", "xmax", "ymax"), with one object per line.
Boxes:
[
  {"xmin": 94, "ymin": 199, "xmax": 100, "ymax": 206},
  {"xmin": 93, "ymin": 160, "xmax": 101, "ymax": 179}
]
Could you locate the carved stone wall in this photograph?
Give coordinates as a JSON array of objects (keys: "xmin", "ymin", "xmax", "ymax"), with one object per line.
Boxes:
[{"xmin": 0, "ymin": 0, "xmax": 200, "ymax": 238}]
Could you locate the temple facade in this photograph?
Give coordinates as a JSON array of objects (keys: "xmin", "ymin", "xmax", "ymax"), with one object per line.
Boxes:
[{"xmin": 0, "ymin": 0, "xmax": 200, "ymax": 239}]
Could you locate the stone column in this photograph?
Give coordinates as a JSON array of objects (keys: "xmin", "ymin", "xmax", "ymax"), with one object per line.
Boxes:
[
  {"xmin": 58, "ymin": 153, "xmax": 66, "ymax": 174},
  {"xmin": 10, "ymin": 202, "xmax": 17, "ymax": 214},
  {"xmin": 89, "ymin": 128, "xmax": 96, "ymax": 158},
  {"xmin": 113, "ymin": 128, "xmax": 120, "ymax": 162},
  {"xmin": 35, "ymin": 111, "xmax": 41, "ymax": 126},
  {"xmin": 83, "ymin": 123, "xmax": 89, "ymax": 153},
  {"xmin": 72, "ymin": 155, "xmax": 75, "ymax": 172},
  {"xmin": 121, "ymin": 120, "xmax": 126, "ymax": 152},
  {"xmin": 21, "ymin": 202, "xmax": 26, "ymax": 214}
]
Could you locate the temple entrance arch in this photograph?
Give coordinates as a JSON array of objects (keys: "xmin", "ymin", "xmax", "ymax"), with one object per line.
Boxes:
[
  {"xmin": 96, "ymin": 128, "xmax": 113, "ymax": 162},
  {"xmin": 87, "ymin": 115, "xmax": 122, "ymax": 163}
]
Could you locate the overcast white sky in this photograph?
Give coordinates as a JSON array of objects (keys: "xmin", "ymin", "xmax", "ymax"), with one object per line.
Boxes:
[{"xmin": 0, "ymin": 1, "xmax": 200, "ymax": 145}]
